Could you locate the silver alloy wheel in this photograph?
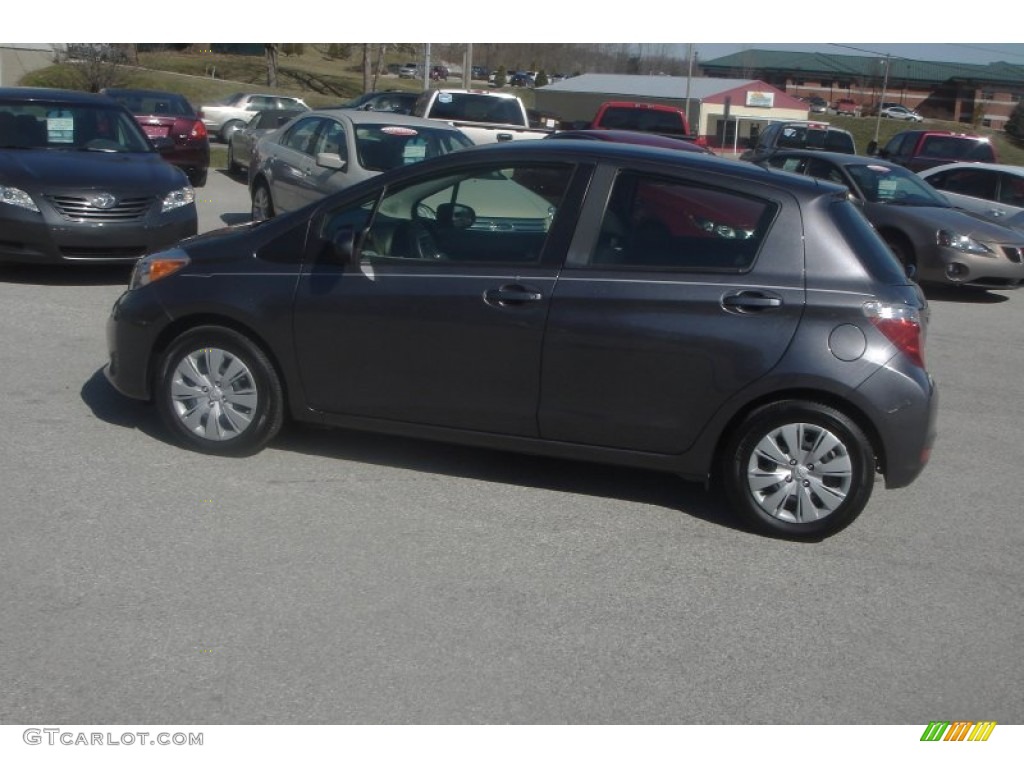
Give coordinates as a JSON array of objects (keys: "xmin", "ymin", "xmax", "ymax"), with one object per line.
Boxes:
[
  {"xmin": 169, "ymin": 347, "xmax": 259, "ymax": 441},
  {"xmin": 745, "ymin": 422, "xmax": 853, "ymax": 523},
  {"xmin": 251, "ymin": 184, "xmax": 272, "ymax": 221}
]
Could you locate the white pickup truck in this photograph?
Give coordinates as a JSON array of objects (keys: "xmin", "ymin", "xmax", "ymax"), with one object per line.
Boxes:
[{"xmin": 412, "ymin": 89, "xmax": 552, "ymax": 144}]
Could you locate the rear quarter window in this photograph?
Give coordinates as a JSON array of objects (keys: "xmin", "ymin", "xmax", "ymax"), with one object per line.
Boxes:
[{"xmin": 830, "ymin": 198, "xmax": 909, "ymax": 284}]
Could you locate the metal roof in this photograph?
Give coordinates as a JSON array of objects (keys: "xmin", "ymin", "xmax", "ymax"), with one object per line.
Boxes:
[
  {"xmin": 538, "ymin": 74, "xmax": 758, "ymax": 101},
  {"xmin": 701, "ymin": 49, "xmax": 1024, "ymax": 85}
]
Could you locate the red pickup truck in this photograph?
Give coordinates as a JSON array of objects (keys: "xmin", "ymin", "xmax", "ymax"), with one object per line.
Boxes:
[{"xmin": 590, "ymin": 101, "xmax": 691, "ymax": 138}]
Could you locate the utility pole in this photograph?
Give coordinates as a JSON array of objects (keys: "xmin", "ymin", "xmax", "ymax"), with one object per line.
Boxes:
[
  {"xmin": 873, "ymin": 54, "xmax": 891, "ymax": 147},
  {"xmin": 464, "ymin": 43, "xmax": 472, "ymax": 89},
  {"xmin": 423, "ymin": 43, "xmax": 431, "ymax": 90},
  {"xmin": 685, "ymin": 43, "xmax": 694, "ymax": 134}
]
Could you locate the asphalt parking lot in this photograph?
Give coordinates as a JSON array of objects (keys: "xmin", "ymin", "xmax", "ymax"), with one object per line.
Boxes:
[{"xmin": 1, "ymin": 167, "xmax": 1021, "ymax": 725}]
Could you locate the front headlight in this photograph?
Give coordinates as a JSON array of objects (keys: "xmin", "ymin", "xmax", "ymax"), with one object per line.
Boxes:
[
  {"xmin": 129, "ymin": 249, "xmax": 190, "ymax": 290},
  {"xmin": 161, "ymin": 186, "xmax": 195, "ymax": 213},
  {"xmin": 937, "ymin": 230, "xmax": 993, "ymax": 255},
  {"xmin": 0, "ymin": 185, "xmax": 40, "ymax": 213}
]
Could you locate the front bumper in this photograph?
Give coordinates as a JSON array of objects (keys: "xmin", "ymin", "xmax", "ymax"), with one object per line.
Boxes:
[
  {"xmin": 104, "ymin": 286, "xmax": 173, "ymax": 401},
  {"xmin": 0, "ymin": 201, "xmax": 196, "ymax": 265}
]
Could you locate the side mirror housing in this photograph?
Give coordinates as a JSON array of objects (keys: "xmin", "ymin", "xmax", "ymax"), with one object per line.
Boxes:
[
  {"xmin": 323, "ymin": 225, "xmax": 356, "ymax": 264},
  {"xmin": 436, "ymin": 202, "xmax": 476, "ymax": 230},
  {"xmin": 316, "ymin": 152, "xmax": 346, "ymax": 171}
]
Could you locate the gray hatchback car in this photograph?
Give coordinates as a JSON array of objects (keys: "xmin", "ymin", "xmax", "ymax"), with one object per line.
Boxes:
[{"xmin": 106, "ymin": 140, "xmax": 937, "ymax": 539}]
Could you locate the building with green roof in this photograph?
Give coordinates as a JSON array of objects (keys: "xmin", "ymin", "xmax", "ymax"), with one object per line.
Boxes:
[{"xmin": 700, "ymin": 49, "xmax": 1024, "ymax": 130}]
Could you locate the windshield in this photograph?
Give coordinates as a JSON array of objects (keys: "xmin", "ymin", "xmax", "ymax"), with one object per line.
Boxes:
[
  {"xmin": 0, "ymin": 100, "xmax": 153, "ymax": 152},
  {"xmin": 355, "ymin": 124, "xmax": 473, "ymax": 172},
  {"xmin": 845, "ymin": 162, "xmax": 950, "ymax": 207}
]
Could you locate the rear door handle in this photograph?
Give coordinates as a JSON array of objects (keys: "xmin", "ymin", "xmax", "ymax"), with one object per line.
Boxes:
[
  {"xmin": 722, "ymin": 290, "xmax": 783, "ymax": 312},
  {"xmin": 484, "ymin": 285, "xmax": 543, "ymax": 306}
]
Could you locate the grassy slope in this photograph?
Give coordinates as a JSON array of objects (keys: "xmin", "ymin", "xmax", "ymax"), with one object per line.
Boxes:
[{"xmin": 20, "ymin": 50, "xmax": 1023, "ymax": 167}]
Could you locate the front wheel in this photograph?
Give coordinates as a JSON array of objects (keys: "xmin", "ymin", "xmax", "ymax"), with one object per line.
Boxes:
[
  {"xmin": 251, "ymin": 181, "xmax": 275, "ymax": 221},
  {"xmin": 155, "ymin": 327, "xmax": 284, "ymax": 456},
  {"xmin": 720, "ymin": 401, "xmax": 875, "ymax": 539}
]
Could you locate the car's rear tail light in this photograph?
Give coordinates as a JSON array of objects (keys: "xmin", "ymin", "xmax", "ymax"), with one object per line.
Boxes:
[
  {"xmin": 863, "ymin": 301, "xmax": 924, "ymax": 368},
  {"xmin": 190, "ymin": 120, "xmax": 207, "ymax": 140}
]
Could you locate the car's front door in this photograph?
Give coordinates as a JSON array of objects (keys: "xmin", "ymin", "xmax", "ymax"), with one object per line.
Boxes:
[
  {"xmin": 291, "ymin": 160, "xmax": 581, "ymax": 436},
  {"xmin": 539, "ymin": 164, "xmax": 806, "ymax": 455},
  {"xmin": 268, "ymin": 116, "xmax": 325, "ymax": 214}
]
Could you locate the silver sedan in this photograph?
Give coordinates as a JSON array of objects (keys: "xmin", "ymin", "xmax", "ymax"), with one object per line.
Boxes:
[{"xmin": 248, "ymin": 109, "xmax": 474, "ymax": 220}]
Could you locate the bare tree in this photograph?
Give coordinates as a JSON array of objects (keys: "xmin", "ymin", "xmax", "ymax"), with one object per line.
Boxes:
[
  {"xmin": 60, "ymin": 44, "xmax": 126, "ymax": 92},
  {"xmin": 265, "ymin": 44, "xmax": 279, "ymax": 87}
]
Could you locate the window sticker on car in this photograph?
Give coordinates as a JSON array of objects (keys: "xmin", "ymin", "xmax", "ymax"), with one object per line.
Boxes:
[
  {"xmin": 402, "ymin": 143, "xmax": 427, "ymax": 163},
  {"xmin": 47, "ymin": 116, "xmax": 74, "ymax": 143},
  {"xmin": 381, "ymin": 127, "xmax": 418, "ymax": 136},
  {"xmin": 438, "ymin": 92, "xmax": 453, "ymax": 103}
]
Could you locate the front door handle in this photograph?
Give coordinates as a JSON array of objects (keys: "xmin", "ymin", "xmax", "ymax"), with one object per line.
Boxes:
[{"xmin": 484, "ymin": 285, "xmax": 543, "ymax": 306}]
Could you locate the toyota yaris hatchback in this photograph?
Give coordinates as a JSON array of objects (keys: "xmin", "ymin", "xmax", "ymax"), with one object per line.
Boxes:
[{"xmin": 105, "ymin": 141, "xmax": 937, "ymax": 539}]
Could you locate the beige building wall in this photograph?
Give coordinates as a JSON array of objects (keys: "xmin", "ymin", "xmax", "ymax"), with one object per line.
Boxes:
[{"xmin": 1, "ymin": 44, "xmax": 60, "ymax": 87}]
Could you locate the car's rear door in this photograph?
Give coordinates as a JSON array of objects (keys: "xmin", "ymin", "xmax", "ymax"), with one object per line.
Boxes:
[{"xmin": 538, "ymin": 162, "xmax": 806, "ymax": 455}]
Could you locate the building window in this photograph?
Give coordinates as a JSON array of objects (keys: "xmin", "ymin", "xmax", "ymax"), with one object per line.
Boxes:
[
  {"xmin": 981, "ymin": 91, "xmax": 995, "ymax": 100},
  {"xmin": 837, "ymin": 80, "xmax": 851, "ymax": 90}
]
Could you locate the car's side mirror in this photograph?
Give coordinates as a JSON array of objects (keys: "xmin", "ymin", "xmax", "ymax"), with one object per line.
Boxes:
[
  {"xmin": 322, "ymin": 225, "xmax": 356, "ymax": 264},
  {"xmin": 436, "ymin": 202, "xmax": 476, "ymax": 230},
  {"xmin": 316, "ymin": 153, "xmax": 346, "ymax": 171}
]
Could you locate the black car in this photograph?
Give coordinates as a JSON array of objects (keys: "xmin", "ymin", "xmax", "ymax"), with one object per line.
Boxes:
[
  {"xmin": 338, "ymin": 91, "xmax": 418, "ymax": 115},
  {"xmin": 105, "ymin": 140, "xmax": 937, "ymax": 539},
  {"xmin": 739, "ymin": 120, "xmax": 856, "ymax": 164},
  {"xmin": 0, "ymin": 87, "xmax": 198, "ymax": 265}
]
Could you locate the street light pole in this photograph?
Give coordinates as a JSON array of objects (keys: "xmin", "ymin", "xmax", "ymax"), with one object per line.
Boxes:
[{"xmin": 873, "ymin": 54, "xmax": 891, "ymax": 147}]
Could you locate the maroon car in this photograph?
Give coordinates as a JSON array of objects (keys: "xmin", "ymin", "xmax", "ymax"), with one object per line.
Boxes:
[{"xmin": 102, "ymin": 88, "xmax": 210, "ymax": 187}]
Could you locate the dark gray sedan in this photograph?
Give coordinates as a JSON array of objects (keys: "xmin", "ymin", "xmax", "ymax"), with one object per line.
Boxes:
[
  {"xmin": 106, "ymin": 140, "xmax": 937, "ymax": 540},
  {"xmin": 248, "ymin": 109, "xmax": 473, "ymax": 220},
  {"xmin": 760, "ymin": 150, "xmax": 1024, "ymax": 289}
]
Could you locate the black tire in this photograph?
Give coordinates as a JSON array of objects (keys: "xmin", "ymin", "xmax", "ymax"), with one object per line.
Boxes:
[
  {"xmin": 189, "ymin": 167, "xmax": 208, "ymax": 188},
  {"xmin": 251, "ymin": 180, "xmax": 275, "ymax": 221},
  {"xmin": 226, "ymin": 141, "xmax": 240, "ymax": 175},
  {"xmin": 155, "ymin": 326, "xmax": 284, "ymax": 456},
  {"xmin": 883, "ymin": 233, "xmax": 917, "ymax": 279},
  {"xmin": 720, "ymin": 401, "xmax": 875, "ymax": 539},
  {"xmin": 220, "ymin": 120, "xmax": 244, "ymax": 143}
]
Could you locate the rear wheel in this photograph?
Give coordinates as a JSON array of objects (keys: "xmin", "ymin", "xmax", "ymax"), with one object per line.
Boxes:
[
  {"xmin": 721, "ymin": 401, "xmax": 875, "ymax": 539},
  {"xmin": 156, "ymin": 326, "xmax": 284, "ymax": 456}
]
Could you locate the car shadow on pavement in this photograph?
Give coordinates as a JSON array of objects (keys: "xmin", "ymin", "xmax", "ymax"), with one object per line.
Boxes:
[
  {"xmin": 923, "ymin": 285, "xmax": 1010, "ymax": 304},
  {"xmin": 81, "ymin": 368, "xmax": 165, "ymax": 441},
  {"xmin": 0, "ymin": 263, "xmax": 132, "ymax": 287},
  {"xmin": 79, "ymin": 366, "xmax": 743, "ymax": 534},
  {"xmin": 220, "ymin": 213, "xmax": 251, "ymax": 226},
  {"xmin": 273, "ymin": 423, "xmax": 744, "ymax": 534}
]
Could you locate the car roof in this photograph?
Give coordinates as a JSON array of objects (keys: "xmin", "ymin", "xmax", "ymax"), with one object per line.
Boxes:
[
  {"xmin": 550, "ymin": 129, "xmax": 708, "ymax": 152},
  {"xmin": 402, "ymin": 139, "xmax": 838, "ymax": 197},
  {"xmin": 765, "ymin": 148, "xmax": 904, "ymax": 170},
  {"xmin": 919, "ymin": 162, "xmax": 1024, "ymax": 177},
  {"xmin": 301, "ymin": 109, "xmax": 467, "ymax": 130},
  {"xmin": 0, "ymin": 86, "xmax": 120, "ymax": 104}
]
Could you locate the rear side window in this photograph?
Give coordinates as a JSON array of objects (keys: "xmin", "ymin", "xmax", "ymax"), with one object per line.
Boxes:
[
  {"xmin": 586, "ymin": 172, "xmax": 778, "ymax": 271},
  {"xmin": 830, "ymin": 199, "xmax": 908, "ymax": 284},
  {"xmin": 824, "ymin": 131, "xmax": 854, "ymax": 153},
  {"xmin": 597, "ymin": 106, "xmax": 686, "ymax": 136},
  {"xmin": 920, "ymin": 135, "xmax": 994, "ymax": 161}
]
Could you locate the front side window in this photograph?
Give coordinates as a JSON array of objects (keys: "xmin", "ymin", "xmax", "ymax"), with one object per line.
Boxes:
[
  {"xmin": 587, "ymin": 172, "xmax": 777, "ymax": 271},
  {"xmin": 313, "ymin": 120, "xmax": 346, "ymax": 161},
  {"xmin": 281, "ymin": 117, "xmax": 322, "ymax": 154},
  {"xmin": 357, "ymin": 163, "xmax": 572, "ymax": 265}
]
